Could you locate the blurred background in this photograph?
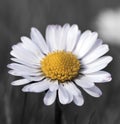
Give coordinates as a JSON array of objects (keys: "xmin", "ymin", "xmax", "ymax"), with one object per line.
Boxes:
[{"xmin": 0, "ymin": 0, "xmax": 120, "ymax": 124}]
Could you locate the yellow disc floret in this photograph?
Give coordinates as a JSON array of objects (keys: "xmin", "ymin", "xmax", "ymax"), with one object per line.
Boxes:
[{"xmin": 41, "ymin": 51, "xmax": 80, "ymax": 82}]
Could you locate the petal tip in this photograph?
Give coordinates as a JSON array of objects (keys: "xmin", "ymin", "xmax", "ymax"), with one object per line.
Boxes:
[
  {"xmin": 22, "ymin": 87, "xmax": 28, "ymax": 92},
  {"xmin": 31, "ymin": 27, "xmax": 36, "ymax": 31},
  {"xmin": 11, "ymin": 82, "xmax": 18, "ymax": 86},
  {"xmin": 76, "ymin": 99, "xmax": 84, "ymax": 106}
]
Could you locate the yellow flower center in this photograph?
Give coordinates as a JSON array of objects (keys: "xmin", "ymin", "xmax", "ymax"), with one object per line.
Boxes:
[{"xmin": 41, "ymin": 51, "xmax": 80, "ymax": 82}]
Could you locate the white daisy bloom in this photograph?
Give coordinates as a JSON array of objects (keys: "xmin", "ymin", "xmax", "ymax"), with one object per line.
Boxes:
[
  {"xmin": 95, "ymin": 9, "xmax": 120, "ymax": 45},
  {"xmin": 8, "ymin": 24, "xmax": 113, "ymax": 106}
]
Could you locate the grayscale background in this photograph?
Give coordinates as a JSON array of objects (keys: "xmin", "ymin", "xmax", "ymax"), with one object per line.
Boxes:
[{"xmin": 0, "ymin": 0, "xmax": 119, "ymax": 124}]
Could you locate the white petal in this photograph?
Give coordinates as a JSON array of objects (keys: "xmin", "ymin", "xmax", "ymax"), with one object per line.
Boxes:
[
  {"xmin": 44, "ymin": 90, "xmax": 56, "ymax": 105},
  {"xmin": 11, "ymin": 44, "xmax": 40, "ymax": 65},
  {"xmin": 8, "ymin": 70, "xmax": 41, "ymax": 77},
  {"xmin": 49, "ymin": 80, "xmax": 59, "ymax": 91},
  {"xmin": 73, "ymin": 30, "xmax": 92, "ymax": 57},
  {"xmin": 7, "ymin": 63, "xmax": 41, "ymax": 77},
  {"xmin": 74, "ymin": 32, "xmax": 98, "ymax": 59},
  {"xmin": 73, "ymin": 94, "xmax": 84, "ymax": 106},
  {"xmin": 81, "ymin": 44, "xmax": 109, "ymax": 65},
  {"xmin": 64, "ymin": 83, "xmax": 84, "ymax": 106},
  {"xmin": 66, "ymin": 24, "xmax": 81, "ymax": 51},
  {"xmin": 30, "ymin": 27, "xmax": 49, "ymax": 54},
  {"xmin": 45, "ymin": 25, "xmax": 57, "ymax": 51},
  {"xmin": 7, "ymin": 63, "xmax": 40, "ymax": 73},
  {"xmin": 24, "ymin": 75, "xmax": 44, "ymax": 81},
  {"xmin": 85, "ymin": 39, "xmax": 103, "ymax": 57},
  {"xmin": 53, "ymin": 25, "xmax": 64, "ymax": 50},
  {"xmin": 73, "ymin": 30, "xmax": 91, "ymax": 54},
  {"xmin": 59, "ymin": 23, "xmax": 70, "ymax": 50},
  {"xmin": 64, "ymin": 82, "xmax": 81, "ymax": 96},
  {"xmin": 89, "ymin": 39, "xmax": 103, "ymax": 51},
  {"xmin": 86, "ymin": 71, "xmax": 112, "ymax": 83},
  {"xmin": 21, "ymin": 36, "xmax": 44, "ymax": 58},
  {"xmin": 83, "ymin": 86, "xmax": 102, "ymax": 97},
  {"xmin": 11, "ymin": 58, "xmax": 38, "ymax": 68},
  {"xmin": 58, "ymin": 84, "xmax": 71, "ymax": 104},
  {"xmin": 12, "ymin": 42, "xmax": 41, "ymax": 60},
  {"xmin": 74, "ymin": 76, "xmax": 94, "ymax": 88},
  {"xmin": 78, "ymin": 32, "xmax": 98, "ymax": 58},
  {"xmin": 22, "ymin": 79, "xmax": 50, "ymax": 92},
  {"xmin": 81, "ymin": 56, "xmax": 113, "ymax": 74},
  {"xmin": 11, "ymin": 79, "xmax": 30, "ymax": 86},
  {"xmin": 8, "ymin": 70, "xmax": 22, "ymax": 76}
]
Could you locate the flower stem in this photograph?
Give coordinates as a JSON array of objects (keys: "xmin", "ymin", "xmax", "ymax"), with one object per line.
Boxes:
[
  {"xmin": 55, "ymin": 97, "xmax": 61, "ymax": 124},
  {"xmin": 21, "ymin": 93, "xmax": 27, "ymax": 124}
]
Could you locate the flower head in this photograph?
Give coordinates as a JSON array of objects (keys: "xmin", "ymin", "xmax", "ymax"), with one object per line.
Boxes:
[{"xmin": 8, "ymin": 24, "xmax": 112, "ymax": 106}]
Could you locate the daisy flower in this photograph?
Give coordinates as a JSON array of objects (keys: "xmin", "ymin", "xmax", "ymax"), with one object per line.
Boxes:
[
  {"xmin": 95, "ymin": 9, "xmax": 120, "ymax": 45},
  {"xmin": 8, "ymin": 24, "xmax": 112, "ymax": 106}
]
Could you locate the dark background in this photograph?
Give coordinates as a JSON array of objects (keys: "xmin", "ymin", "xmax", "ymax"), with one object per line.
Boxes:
[{"xmin": 0, "ymin": 0, "xmax": 120, "ymax": 124}]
